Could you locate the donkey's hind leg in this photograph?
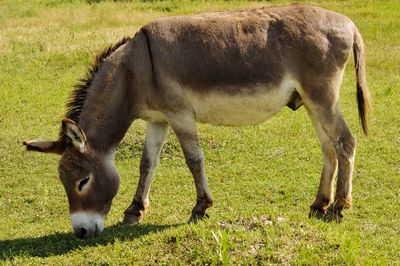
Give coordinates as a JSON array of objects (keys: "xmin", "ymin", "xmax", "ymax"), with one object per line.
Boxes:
[
  {"xmin": 307, "ymin": 104, "xmax": 355, "ymax": 222},
  {"xmin": 166, "ymin": 112, "xmax": 213, "ymax": 223},
  {"xmin": 300, "ymin": 69, "xmax": 356, "ymax": 222},
  {"xmin": 307, "ymin": 112, "xmax": 338, "ymax": 219},
  {"xmin": 327, "ymin": 114, "xmax": 355, "ymax": 222},
  {"xmin": 123, "ymin": 122, "xmax": 169, "ymax": 224}
]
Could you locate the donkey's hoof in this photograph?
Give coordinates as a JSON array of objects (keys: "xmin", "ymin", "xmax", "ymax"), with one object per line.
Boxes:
[
  {"xmin": 308, "ymin": 208, "xmax": 327, "ymax": 220},
  {"xmin": 122, "ymin": 214, "xmax": 142, "ymax": 225},
  {"xmin": 325, "ymin": 207, "xmax": 344, "ymax": 223},
  {"xmin": 189, "ymin": 213, "xmax": 209, "ymax": 224},
  {"xmin": 309, "ymin": 206, "xmax": 343, "ymax": 223}
]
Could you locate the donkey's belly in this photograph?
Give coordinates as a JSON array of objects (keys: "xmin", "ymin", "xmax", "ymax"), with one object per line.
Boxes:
[{"xmin": 187, "ymin": 80, "xmax": 295, "ymax": 126}]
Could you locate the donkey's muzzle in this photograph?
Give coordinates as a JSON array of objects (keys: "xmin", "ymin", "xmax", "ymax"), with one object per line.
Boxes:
[{"xmin": 70, "ymin": 212, "xmax": 105, "ymax": 239}]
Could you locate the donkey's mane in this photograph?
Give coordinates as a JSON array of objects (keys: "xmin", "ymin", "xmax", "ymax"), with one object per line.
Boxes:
[{"xmin": 64, "ymin": 36, "xmax": 132, "ymax": 126}]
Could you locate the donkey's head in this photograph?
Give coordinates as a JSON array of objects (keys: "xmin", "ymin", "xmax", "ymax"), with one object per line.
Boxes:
[{"xmin": 24, "ymin": 118, "xmax": 120, "ymax": 238}]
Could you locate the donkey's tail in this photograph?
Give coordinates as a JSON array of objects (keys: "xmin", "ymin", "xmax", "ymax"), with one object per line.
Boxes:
[{"xmin": 353, "ymin": 26, "xmax": 372, "ymax": 135}]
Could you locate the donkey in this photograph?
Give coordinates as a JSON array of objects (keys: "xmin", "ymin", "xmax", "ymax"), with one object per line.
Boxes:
[{"xmin": 24, "ymin": 4, "xmax": 371, "ymax": 238}]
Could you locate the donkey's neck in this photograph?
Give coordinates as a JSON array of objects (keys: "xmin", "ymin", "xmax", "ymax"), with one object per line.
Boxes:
[{"xmin": 78, "ymin": 48, "xmax": 137, "ymax": 153}]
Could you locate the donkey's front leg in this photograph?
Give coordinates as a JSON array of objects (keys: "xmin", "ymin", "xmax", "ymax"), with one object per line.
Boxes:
[
  {"xmin": 123, "ymin": 122, "xmax": 169, "ymax": 224},
  {"xmin": 167, "ymin": 113, "xmax": 213, "ymax": 223}
]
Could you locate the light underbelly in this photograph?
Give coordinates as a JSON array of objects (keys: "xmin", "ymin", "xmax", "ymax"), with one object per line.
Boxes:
[
  {"xmin": 187, "ymin": 82, "xmax": 295, "ymax": 126},
  {"xmin": 140, "ymin": 79, "xmax": 297, "ymax": 126}
]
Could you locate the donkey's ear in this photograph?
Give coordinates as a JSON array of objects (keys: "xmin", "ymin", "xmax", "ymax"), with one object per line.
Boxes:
[
  {"xmin": 62, "ymin": 118, "xmax": 87, "ymax": 153},
  {"xmin": 23, "ymin": 140, "xmax": 66, "ymax": 155}
]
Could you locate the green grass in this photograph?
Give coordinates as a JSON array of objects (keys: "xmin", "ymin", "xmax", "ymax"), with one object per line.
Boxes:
[{"xmin": 1, "ymin": 0, "xmax": 399, "ymax": 264}]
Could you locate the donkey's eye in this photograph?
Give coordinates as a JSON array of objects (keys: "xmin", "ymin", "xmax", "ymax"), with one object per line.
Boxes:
[{"xmin": 78, "ymin": 177, "xmax": 90, "ymax": 192}]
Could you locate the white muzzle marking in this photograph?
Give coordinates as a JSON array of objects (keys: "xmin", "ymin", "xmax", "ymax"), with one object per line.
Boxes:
[{"xmin": 70, "ymin": 212, "xmax": 105, "ymax": 238}]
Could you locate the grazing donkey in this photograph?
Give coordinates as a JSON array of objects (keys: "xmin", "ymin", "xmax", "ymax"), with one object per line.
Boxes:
[{"xmin": 24, "ymin": 4, "xmax": 371, "ymax": 238}]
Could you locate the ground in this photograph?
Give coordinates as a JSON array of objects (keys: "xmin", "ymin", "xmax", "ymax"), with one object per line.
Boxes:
[{"xmin": 0, "ymin": 0, "xmax": 399, "ymax": 264}]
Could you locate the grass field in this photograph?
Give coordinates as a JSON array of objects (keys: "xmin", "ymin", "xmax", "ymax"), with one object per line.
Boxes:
[{"xmin": 1, "ymin": 0, "xmax": 400, "ymax": 264}]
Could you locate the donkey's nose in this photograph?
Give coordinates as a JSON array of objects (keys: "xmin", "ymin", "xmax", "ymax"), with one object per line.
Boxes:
[
  {"xmin": 75, "ymin": 227, "xmax": 88, "ymax": 239},
  {"xmin": 80, "ymin": 227, "xmax": 88, "ymax": 238}
]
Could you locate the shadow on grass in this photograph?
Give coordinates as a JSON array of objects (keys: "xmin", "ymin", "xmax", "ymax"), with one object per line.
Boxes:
[{"xmin": 0, "ymin": 223, "xmax": 182, "ymax": 260}]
